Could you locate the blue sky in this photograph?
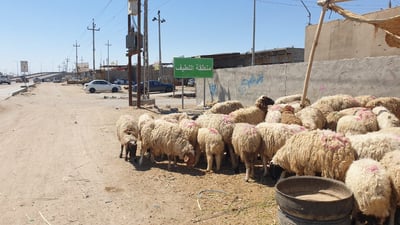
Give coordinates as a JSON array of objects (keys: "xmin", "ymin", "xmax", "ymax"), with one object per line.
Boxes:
[{"xmin": 0, "ymin": 0, "xmax": 396, "ymax": 74}]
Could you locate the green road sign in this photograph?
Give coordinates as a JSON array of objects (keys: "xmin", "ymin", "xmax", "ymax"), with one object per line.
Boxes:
[{"xmin": 173, "ymin": 57, "xmax": 214, "ymax": 78}]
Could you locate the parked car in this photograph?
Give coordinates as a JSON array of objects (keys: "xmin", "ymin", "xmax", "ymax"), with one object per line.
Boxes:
[
  {"xmin": 187, "ymin": 78, "xmax": 195, "ymax": 87},
  {"xmin": 83, "ymin": 79, "xmax": 121, "ymax": 93},
  {"xmin": 132, "ymin": 80, "xmax": 174, "ymax": 93},
  {"xmin": 113, "ymin": 79, "xmax": 128, "ymax": 85},
  {"xmin": 0, "ymin": 75, "xmax": 11, "ymax": 85}
]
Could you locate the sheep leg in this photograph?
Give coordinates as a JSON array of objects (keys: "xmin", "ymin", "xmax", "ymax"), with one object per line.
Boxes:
[
  {"xmin": 228, "ymin": 145, "xmax": 239, "ymax": 173},
  {"xmin": 244, "ymin": 163, "xmax": 251, "ymax": 182},
  {"xmin": 139, "ymin": 143, "xmax": 146, "ymax": 166},
  {"xmin": 215, "ymin": 153, "xmax": 223, "ymax": 172},
  {"xmin": 119, "ymin": 144, "xmax": 124, "ymax": 158},
  {"xmin": 206, "ymin": 153, "xmax": 213, "ymax": 172},
  {"xmin": 167, "ymin": 155, "xmax": 172, "ymax": 170},
  {"xmin": 124, "ymin": 144, "xmax": 130, "ymax": 161},
  {"xmin": 194, "ymin": 148, "xmax": 202, "ymax": 167},
  {"xmin": 262, "ymin": 155, "xmax": 268, "ymax": 177},
  {"xmin": 388, "ymin": 204, "xmax": 396, "ymax": 225}
]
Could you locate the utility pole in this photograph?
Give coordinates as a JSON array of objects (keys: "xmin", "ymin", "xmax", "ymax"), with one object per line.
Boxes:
[
  {"xmin": 144, "ymin": 0, "xmax": 149, "ymax": 97},
  {"xmin": 105, "ymin": 40, "xmax": 112, "ymax": 81},
  {"xmin": 65, "ymin": 57, "xmax": 70, "ymax": 72},
  {"xmin": 251, "ymin": 0, "xmax": 256, "ymax": 66},
  {"xmin": 73, "ymin": 40, "xmax": 80, "ymax": 76},
  {"xmin": 153, "ymin": 10, "xmax": 165, "ymax": 81},
  {"xmin": 137, "ymin": 0, "xmax": 142, "ymax": 108},
  {"xmin": 87, "ymin": 18, "xmax": 100, "ymax": 78}
]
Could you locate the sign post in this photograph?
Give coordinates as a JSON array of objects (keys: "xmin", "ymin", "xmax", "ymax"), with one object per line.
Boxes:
[{"xmin": 173, "ymin": 57, "xmax": 213, "ymax": 109}]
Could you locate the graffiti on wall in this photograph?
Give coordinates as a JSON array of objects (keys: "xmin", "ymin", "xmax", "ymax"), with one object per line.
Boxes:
[
  {"xmin": 208, "ymin": 82, "xmax": 218, "ymax": 102},
  {"xmin": 238, "ymin": 74, "xmax": 264, "ymax": 95}
]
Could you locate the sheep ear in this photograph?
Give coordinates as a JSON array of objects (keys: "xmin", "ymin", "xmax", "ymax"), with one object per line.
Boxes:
[
  {"xmin": 184, "ymin": 155, "xmax": 189, "ymax": 163},
  {"xmin": 184, "ymin": 154, "xmax": 195, "ymax": 166}
]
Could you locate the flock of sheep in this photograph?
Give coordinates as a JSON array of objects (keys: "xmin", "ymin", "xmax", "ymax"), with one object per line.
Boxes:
[{"xmin": 116, "ymin": 93, "xmax": 400, "ymax": 225}]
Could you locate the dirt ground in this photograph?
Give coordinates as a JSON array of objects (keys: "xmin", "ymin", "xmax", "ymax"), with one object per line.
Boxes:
[{"xmin": 0, "ymin": 83, "xmax": 278, "ymax": 225}]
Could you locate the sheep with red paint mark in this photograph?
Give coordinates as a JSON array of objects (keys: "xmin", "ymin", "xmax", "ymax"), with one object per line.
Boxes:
[
  {"xmin": 270, "ymin": 129, "xmax": 356, "ymax": 181},
  {"xmin": 255, "ymin": 122, "xmax": 307, "ymax": 177},
  {"xmin": 196, "ymin": 127, "xmax": 225, "ymax": 172},
  {"xmin": 345, "ymin": 158, "xmax": 392, "ymax": 225},
  {"xmin": 380, "ymin": 150, "xmax": 400, "ymax": 225},
  {"xmin": 179, "ymin": 118, "xmax": 201, "ymax": 165},
  {"xmin": 336, "ymin": 108, "xmax": 379, "ymax": 136},
  {"xmin": 347, "ymin": 132, "xmax": 400, "ymax": 161},
  {"xmin": 231, "ymin": 123, "xmax": 262, "ymax": 182}
]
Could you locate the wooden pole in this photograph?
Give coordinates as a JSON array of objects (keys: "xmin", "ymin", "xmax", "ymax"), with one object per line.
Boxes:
[{"xmin": 300, "ymin": 1, "xmax": 329, "ymax": 108}]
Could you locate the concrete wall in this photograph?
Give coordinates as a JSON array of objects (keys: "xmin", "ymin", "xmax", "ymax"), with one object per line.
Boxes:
[
  {"xmin": 305, "ymin": 7, "xmax": 400, "ymax": 61},
  {"xmin": 195, "ymin": 55, "xmax": 400, "ymax": 106}
]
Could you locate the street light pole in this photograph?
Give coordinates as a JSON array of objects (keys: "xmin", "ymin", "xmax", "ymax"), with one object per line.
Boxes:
[
  {"xmin": 105, "ymin": 40, "xmax": 112, "ymax": 81},
  {"xmin": 251, "ymin": 0, "xmax": 256, "ymax": 66},
  {"xmin": 153, "ymin": 10, "xmax": 165, "ymax": 81}
]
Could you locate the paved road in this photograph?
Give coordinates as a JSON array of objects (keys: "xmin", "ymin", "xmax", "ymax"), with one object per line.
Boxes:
[{"xmin": 0, "ymin": 82, "xmax": 33, "ymax": 101}]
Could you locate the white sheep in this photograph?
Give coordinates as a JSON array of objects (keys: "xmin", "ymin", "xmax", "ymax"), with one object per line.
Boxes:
[
  {"xmin": 365, "ymin": 96, "xmax": 400, "ymax": 120},
  {"xmin": 347, "ymin": 132, "xmax": 400, "ymax": 161},
  {"xmin": 229, "ymin": 95, "xmax": 275, "ymax": 125},
  {"xmin": 205, "ymin": 100, "xmax": 244, "ymax": 115},
  {"xmin": 255, "ymin": 122, "xmax": 307, "ymax": 177},
  {"xmin": 311, "ymin": 102, "xmax": 334, "ymax": 117},
  {"xmin": 116, "ymin": 114, "xmax": 138, "ymax": 161},
  {"xmin": 270, "ymin": 129, "xmax": 356, "ymax": 181},
  {"xmin": 325, "ymin": 111, "xmax": 345, "ymax": 131},
  {"xmin": 380, "ymin": 150, "xmax": 400, "ymax": 225},
  {"xmin": 139, "ymin": 119, "xmax": 195, "ymax": 169},
  {"xmin": 231, "ymin": 123, "xmax": 262, "ymax": 182},
  {"xmin": 345, "ymin": 158, "xmax": 392, "ymax": 225},
  {"xmin": 378, "ymin": 127, "xmax": 400, "ymax": 136},
  {"xmin": 160, "ymin": 112, "xmax": 189, "ymax": 123},
  {"xmin": 274, "ymin": 94, "xmax": 310, "ymax": 111},
  {"xmin": 274, "ymin": 94, "xmax": 303, "ymax": 104},
  {"xmin": 264, "ymin": 104, "xmax": 283, "ymax": 123},
  {"xmin": 311, "ymin": 94, "xmax": 361, "ymax": 111},
  {"xmin": 138, "ymin": 113, "xmax": 155, "ymax": 133},
  {"xmin": 197, "ymin": 127, "xmax": 225, "ymax": 172},
  {"xmin": 179, "ymin": 118, "xmax": 201, "ymax": 164},
  {"xmin": 372, "ymin": 106, "xmax": 400, "ymax": 129},
  {"xmin": 336, "ymin": 108, "xmax": 378, "ymax": 136},
  {"xmin": 195, "ymin": 113, "xmax": 237, "ymax": 172},
  {"xmin": 295, "ymin": 106, "xmax": 326, "ymax": 130},
  {"xmin": 354, "ymin": 95, "xmax": 376, "ymax": 107}
]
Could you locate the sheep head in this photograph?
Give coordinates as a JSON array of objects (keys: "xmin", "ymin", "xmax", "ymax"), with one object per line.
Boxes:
[
  {"xmin": 255, "ymin": 95, "xmax": 275, "ymax": 112},
  {"xmin": 280, "ymin": 105, "xmax": 295, "ymax": 114},
  {"xmin": 184, "ymin": 152, "xmax": 196, "ymax": 167}
]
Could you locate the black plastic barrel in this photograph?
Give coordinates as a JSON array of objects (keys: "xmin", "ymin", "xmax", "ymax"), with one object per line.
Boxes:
[{"xmin": 275, "ymin": 176, "xmax": 353, "ymax": 225}]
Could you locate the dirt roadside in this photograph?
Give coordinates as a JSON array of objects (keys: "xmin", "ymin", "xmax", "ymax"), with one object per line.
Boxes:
[{"xmin": 0, "ymin": 83, "xmax": 278, "ymax": 225}]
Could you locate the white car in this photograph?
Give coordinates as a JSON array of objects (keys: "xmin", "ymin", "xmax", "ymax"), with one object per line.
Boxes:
[{"xmin": 83, "ymin": 80, "xmax": 121, "ymax": 93}]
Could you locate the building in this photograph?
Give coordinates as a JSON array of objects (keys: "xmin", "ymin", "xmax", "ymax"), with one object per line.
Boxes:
[
  {"xmin": 305, "ymin": 6, "xmax": 400, "ymax": 61},
  {"xmin": 198, "ymin": 47, "xmax": 304, "ymax": 68}
]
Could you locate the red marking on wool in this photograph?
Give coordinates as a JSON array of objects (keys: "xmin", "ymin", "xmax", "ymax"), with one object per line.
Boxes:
[
  {"xmin": 243, "ymin": 125, "xmax": 257, "ymax": 136},
  {"xmin": 356, "ymin": 109, "xmax": 374, "ymax": 120},
  {"xmin": 209, "ymin": 128, "xmax": 218, "ymax": 134},
  {"xmin": 367, "ymin": 165, "xmax": 379, "ymax": 173},
  {"xmin": 223, "ymin": 115, "xmax": 233, "ymax": 124},
  {"xmin": 320, "ymin": 131, "xmax": 348, "ymax": 152},
  {"xmin": 270, "ymin": 105, "xmax": 282, "ymax": 111},
  {"xmin": 187, "ymin": 121, "xmax": 197, "ymax": 128}
]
